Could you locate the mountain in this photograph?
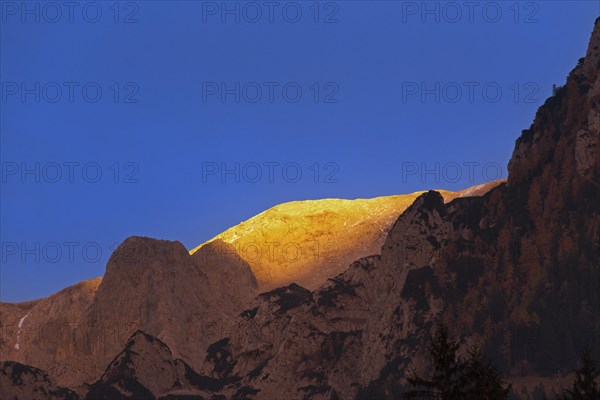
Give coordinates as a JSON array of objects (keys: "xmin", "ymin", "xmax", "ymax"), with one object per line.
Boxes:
[
  {"xmin": 0, "ymin": 185, "xmax": 499, "ymax": 399},
  {"xmin": 190, "ymin": 182, "xmax": 501, "ymax": 292},
  {"xmin": 0, "ymin": 184, "xmax": 498, "ymax": 396},
  {"xmin": 1, "ymin": 237, "xmax": 258, "ymax": 395},
  {"xmin": 1, "ymin": 17, "xmax": 599, "ymax": 400},
  {"xmin": 0, "ymin": 184, "xmax": 498, "ymax": 394}
]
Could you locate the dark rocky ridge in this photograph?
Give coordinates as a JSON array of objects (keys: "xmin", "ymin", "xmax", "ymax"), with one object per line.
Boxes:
[{"xmin": 0, "ymin": 361, "xmax": 78, "ymax": 400}]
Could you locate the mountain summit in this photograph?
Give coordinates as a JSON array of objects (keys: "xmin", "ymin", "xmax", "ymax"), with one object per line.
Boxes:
[{"xmin": 190, "ymin": 182, "xmax": 501, "ymax": 291}]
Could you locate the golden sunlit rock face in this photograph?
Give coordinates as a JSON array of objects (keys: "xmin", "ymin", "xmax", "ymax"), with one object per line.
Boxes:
[{"xmin": 191, "ymin": 181, "xmax": 502, "ymax": 291}]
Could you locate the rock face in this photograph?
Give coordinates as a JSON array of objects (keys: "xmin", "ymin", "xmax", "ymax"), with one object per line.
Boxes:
[
  {"xmin": 0, "ymin": 18, "xmax": 598, "ymax": 400},
  {"xmin": 0, "ymin": 278, "xmax": 102, "ymax": 390},
  {"xmin": 0, "ymin": 237, "xmax": 259, "ymax": 393},
  {"xmin": 190, "ymin": 182, "xmax": 501, "ymax": 292}
]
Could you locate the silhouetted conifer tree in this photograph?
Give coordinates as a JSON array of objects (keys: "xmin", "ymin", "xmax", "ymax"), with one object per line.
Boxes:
[
  {"xmin": 463, "ymin": 346, "xmax": 511, "ymax": 399},
  {"xmin": 559, "ymin": 348, "xmax": 599, "ymax": 400},
  {"xmin": 403, "ymin": 323, "xmax": 509, "ymax": 400}
]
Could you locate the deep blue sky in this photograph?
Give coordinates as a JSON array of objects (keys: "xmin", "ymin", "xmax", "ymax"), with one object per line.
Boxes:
[{"xmin": 1, "ymin": 1, "xmax": 599, "ymax": 302}]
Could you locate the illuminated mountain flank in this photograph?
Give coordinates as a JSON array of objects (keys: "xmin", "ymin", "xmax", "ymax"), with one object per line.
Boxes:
[{"xmin": 191, "ymin": 181, "xmax": 502, "ymax": 291}]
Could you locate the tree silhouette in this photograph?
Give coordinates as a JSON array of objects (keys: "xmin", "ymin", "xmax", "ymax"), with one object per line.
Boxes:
[
  {"xmin": 559, "ymin": 348, "xmax": 599, "ymax": 400},
  {"xmin": 463, "ymin": 346, "xmax": 511, "ymax": 400},
  {"xmin": 403, "ymin": 323, "xmax": 510, "ymax": 400},
  {"xmin": 403, "ymin": 323, "xmax": 465, "ymax": 400}
]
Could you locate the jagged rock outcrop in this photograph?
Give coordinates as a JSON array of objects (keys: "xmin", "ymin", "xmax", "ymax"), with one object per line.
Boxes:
[
  {"xmin": 85, "ymin": 330, "xmax": 247, "ymax": 400},
  {"xmin": 78, "ymin": 237, "xmax": 258, "ymax": 389}
]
